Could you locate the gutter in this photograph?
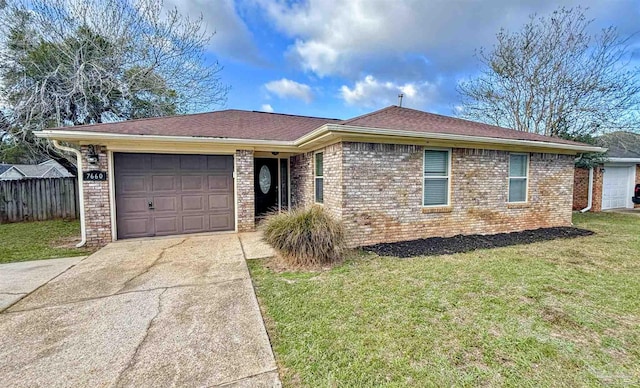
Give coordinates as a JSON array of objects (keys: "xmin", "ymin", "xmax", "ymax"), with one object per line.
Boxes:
[
  {"xmin": 36, "ymin": 130, "xmax": 298, "ymax": 150},
  {"xmin": 607, "ymin": 157, "xmax": 640, "ymax": 163},
  {"xmin": 296, "ymin": 124, "xmax": 607, "ymax": 154},
  {"xmin": 52, "ymin": 140, "xmax": 86, "ymax": 247},
  {"xmin": 580, "ymin": 167, "xmax": 594, "ymax": 213},
  {"xmin": 37, "ymin": 125, "xmax": 608, "ymax": 154}
]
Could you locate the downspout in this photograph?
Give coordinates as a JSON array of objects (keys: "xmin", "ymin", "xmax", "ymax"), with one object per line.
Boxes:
[
  {"xmin": 52, "ymin": 140, "xmax": 86, "ymax": 247},
  {"xmin": 580, "ymin": 167, "xmax": 594, "ymax": 213}
]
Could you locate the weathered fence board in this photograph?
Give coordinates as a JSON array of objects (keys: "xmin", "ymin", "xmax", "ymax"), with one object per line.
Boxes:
[{"xmin": 0, "ymin": 178, "xmax": 79, "ymax": 223}]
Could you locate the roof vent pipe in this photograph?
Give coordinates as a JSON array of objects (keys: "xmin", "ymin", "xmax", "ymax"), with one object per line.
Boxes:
[
  {"xmin": 398, "ymin": 93, "xmax": 404, "ymax": 107},
  {"xmin": 580, "ymin": 167, "xmax": 594, "ymax": 213}
]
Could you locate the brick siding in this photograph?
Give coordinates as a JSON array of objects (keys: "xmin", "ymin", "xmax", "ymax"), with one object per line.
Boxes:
[
  {"xmin": 573, "ymin": 166, "xmax": 612, "ymax": 212},
  {"xmin": 78, "ymin": 141, "xmax": 579, "ymax": 248},
  {"xmin": 330, "ymin": 142, "xmax": 574, "ymax": 247},
  {"xmin": 290, "ymin": 152, "xmax": 313, "ymax": 209},
  {"xmin": 235, "ymin": 150, "xmax": 255, "ymax": 232},
  {"xmin": 573, "ymin": 167, "xmax": 589, "ymax": 211},
  {"xmin": 80, "ymin": 145, "xmax": 112, "ymax": 247},
  {"xmin": 290, "ymin": 144, "xmax": 343, "ymax": 219}
]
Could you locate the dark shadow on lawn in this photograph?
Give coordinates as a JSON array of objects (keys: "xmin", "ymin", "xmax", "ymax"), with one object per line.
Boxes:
[{"xmin": 362, "ymin": 227, "xmax": 595, "ymax": 258}]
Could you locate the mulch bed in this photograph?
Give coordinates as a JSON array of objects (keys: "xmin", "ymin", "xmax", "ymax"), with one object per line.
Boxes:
[{"xmin": 361, "ymin": 227, "xmax": 594, "ymax": 258}]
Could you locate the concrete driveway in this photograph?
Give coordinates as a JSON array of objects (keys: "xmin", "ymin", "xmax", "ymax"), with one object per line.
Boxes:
[
  {"xmin": 0, "ymin": 233, "xmax": 279, "ymax": 387},
  {"xmin": 0, "ymin": 257, "xmax": 84, "ymax": 311}
]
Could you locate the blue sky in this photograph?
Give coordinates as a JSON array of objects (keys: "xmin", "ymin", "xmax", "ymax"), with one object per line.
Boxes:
[{"xmin": 166, "ymin": 0, "xmax": 640, "ymax": 120}]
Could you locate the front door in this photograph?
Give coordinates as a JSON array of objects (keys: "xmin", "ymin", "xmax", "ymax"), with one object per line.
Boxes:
[{"xmin": 255, "ymin": 158, "xmax": 279, "ymax": 216}]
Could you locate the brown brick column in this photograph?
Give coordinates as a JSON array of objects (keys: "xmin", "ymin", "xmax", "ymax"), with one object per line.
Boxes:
[
  {"xmin": 591, "ymin": 167, "xmax": 604, "ymax": 212},
  {"xmin": 235, "ymin": 150, "xmax": 255, "ymax": 232},
  {"xmin": 80, "ymin": 145, "xmax": 112, "ymax": 247}
]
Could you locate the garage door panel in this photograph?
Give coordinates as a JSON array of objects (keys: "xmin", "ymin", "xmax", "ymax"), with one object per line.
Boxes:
[
  {"xmin": 210, "ymin": 214, "xmax": 232, "ymax": 229},
  {"xmin": 115, "ymin": 153, "xmax": 235, "ymax": 239},
  {"xmin": 207, "ymin": 155, "xmax": 233, "ymax": 171},
  {"xmin": 116, "ymin": 175, "xmax": 146, "ymax": 194},
  {"xmin": 150, "ymin": 154, "xmax": 179, "ymax": 170},
  {"xmin": 209, "ymin": 194, "xmax": 232, "ymax": 210},
  {"xmin": 180, "ymin": 155, "xmax": 207, "ymax": 170},
  {"xmin": 118, "ymin": 217, "xmax": 153, "ymax": 238},
  {"xmin": 182, "ymin": 215, "xmax": 206, "ymax": 232},
  {"xmin": 152, "ymin": 175, "xmax": 177, "ymax": 191},
  {"xmin": 153, "ymin": 196, "xmax": 177, "ymax": 212},
  {"xmin": 208, "ymin": 175, "xmax": 232, "ymax": 190},
  {"xmin": 181, "ymin": 175, "xmax": 204, "ymax": 190},
  {"xmin": 117, "ymin": 154, "xmax": 150, "ymax": 171},
  {"xmin": 154, "ymin": 216, "xmax": 179, "ymax": 235},
  {"xmin": 118, "ymin": 197, "xmax": 149, "ymax": 214},
  {"xmin": 182, "ymin": 195, "xmax": 204, "ymax": 211}
]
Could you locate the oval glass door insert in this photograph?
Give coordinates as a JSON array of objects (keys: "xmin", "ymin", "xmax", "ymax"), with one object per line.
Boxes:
[{"xmin": 259, "ymin": 165, "xmax": 271, "ymax": 194}]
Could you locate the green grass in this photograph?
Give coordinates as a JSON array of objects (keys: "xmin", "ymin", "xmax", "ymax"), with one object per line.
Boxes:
[
  {"xmin": 249, "ymin": 213, "xmax": 640, "ymax": 387},
  {"xmin": 0, "ymin": 220, "xmax": 91, "ymax": 264}
]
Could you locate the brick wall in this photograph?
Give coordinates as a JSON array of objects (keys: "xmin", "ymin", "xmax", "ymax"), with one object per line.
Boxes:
[
  {"xmin": 290, "ymin": 152, "xmax": 313, "ymax": 209},
  {"xmin": 80, "ymin": 145, "xmax": 112, "ymax": 247},
  {"xmin": 573, "ymin": 167, "xmax": 589, "ymax": 210},
  {"xmin": 339, "ymin": 143, "xmax": 575, "ymax": 247},
  {"xmin": 290, "ymin": 143, "xmax": 343, "ymax": 220},
  {"xmin": 573, "ymin": 166, "xmax": 604, "ymax": 212},
  {"xmin": 235, "ymin": 150, "xmax": 255, "ymax": 232}
]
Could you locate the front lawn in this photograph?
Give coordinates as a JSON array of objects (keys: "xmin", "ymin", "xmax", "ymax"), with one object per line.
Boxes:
[
  {"xmin": 0, "ymin": 220, "xmax": 91, "ymax": 264},
  {"xmin": 249, "ymin": 213, "xmax": 640, "ymax": 387}
]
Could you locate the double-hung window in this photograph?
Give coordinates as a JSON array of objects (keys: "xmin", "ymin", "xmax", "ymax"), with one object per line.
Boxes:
[
  {"xmin": 508, "ymin": 153, "xmax": 528, "ymax": 202},
  {"xmin": 315, "ymin": 152, "xmax": 323, "ymax": 203},
  {"xmin": 423, "ymin": 149, "xmax": 450, "ymax": 206}
]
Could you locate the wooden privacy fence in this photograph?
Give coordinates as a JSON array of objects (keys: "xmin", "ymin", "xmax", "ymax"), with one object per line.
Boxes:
[{"xmin": 0, "ymin": 178, "xmax": 79, "ymax": 223}]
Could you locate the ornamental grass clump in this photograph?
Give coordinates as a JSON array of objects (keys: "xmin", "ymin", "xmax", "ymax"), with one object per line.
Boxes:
[{"xmin": 262, "ymin": 206, "xmax": 346, "ymax": 267}]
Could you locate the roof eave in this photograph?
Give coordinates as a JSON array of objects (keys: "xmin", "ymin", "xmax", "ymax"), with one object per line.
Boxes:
[
  {"xmin": 607, "ymin": 157, "xmax": 640, "ymax": 163},
  {"xmin": 296, "ymin": 124, "xmax": 607, "ymax": 154},
  {"xmin": 36, "ymin": 125, "xmax": 608, "ymax": 155},
  {"xmin": 35, "ymin": 130, "xmax": 300, "ymax": 152}
]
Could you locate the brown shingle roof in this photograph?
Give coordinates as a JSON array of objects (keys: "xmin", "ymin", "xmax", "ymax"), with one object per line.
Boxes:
[
  {"xmin": 53, "ymin": 105, "xmax": 587, "ymax": 147},
  {"xmin": 58, "ymin": 109, "xmax": 341, "ymax": 141},
  {"xmin": 339, "ymin": 106, "xmax": 584, "ymax": 146}
]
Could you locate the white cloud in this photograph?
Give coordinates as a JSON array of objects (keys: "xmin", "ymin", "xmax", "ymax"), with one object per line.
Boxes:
[
  {"xmin": 260, "ymin": 103, "xmax": 274, "ymax": 112},
  {"xmin": 341, "ymin": 75, "xmax": 438, "ymax": 110},
  {"xmin": 255, "ymin": 0, "xmax": 640, "ymax": 78},
  {"xmin": 264, "ymin": 78, "xmax": 314, "ymax": 103},
  {"xmin": 164, "ymin": 0, "xmax": 263, "ymax": 63}
]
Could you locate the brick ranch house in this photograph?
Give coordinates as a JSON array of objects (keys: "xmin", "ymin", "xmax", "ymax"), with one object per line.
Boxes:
[
  {"xmin": 573, "ymin": 131, "xmax": 640, "ymax": 212},
  {"xmin": 36, "ymin": 106, "xmax": 603, "ymax": 248}
]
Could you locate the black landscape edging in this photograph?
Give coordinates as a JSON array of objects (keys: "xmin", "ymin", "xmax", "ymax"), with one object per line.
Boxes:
[{"xmin": 361, "ymin": 227, "xmax": 595, "ymax": 258}]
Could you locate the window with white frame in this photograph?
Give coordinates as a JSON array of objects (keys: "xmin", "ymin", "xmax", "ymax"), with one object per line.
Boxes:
[
  {"xmin": 509, "ymin": 153, "xmax": 529, "ymax": 202},
  {"xmin": 315, "ymin": 152, "xmax": 323, "ymax": 203},
  {"xmin": 423, "ymin": 149, "xmax": 450, "ymax": 206}
]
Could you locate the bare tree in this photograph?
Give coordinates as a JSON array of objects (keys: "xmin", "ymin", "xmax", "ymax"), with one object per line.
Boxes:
[
  {"xmin": 458, "ymin": 7, "xmax": 640, "ymax": 137},
  {"xmin": 0, "ymin": 0, "xmax": 228, "ymax": 163}
]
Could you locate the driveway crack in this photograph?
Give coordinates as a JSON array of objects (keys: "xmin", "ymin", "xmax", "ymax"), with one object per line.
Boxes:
[
  {"xmin": 117, "ymin": 238, "xmax": 187, "ymax": 293},
  {"xmin": 114, "ymin": 287, "xmax": 167, "ymax": 387}
]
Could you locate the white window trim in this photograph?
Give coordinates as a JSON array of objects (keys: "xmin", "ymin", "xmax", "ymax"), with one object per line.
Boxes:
[
  {"xmin": 508, "ymin": 153, "xmax": 529, "ymax": 203},
  {"xmin": 314, "ymin": 151, "xmax": 324, "ymax": 204},
  {"xmin": 422, "ymin": 148, "xmax": 452, "ymax": 207}
]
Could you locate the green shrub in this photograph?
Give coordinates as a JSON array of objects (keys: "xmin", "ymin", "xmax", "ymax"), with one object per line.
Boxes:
[{"xmin": 262, "ymin": 206, "xmax": 346, "ymax": 267}]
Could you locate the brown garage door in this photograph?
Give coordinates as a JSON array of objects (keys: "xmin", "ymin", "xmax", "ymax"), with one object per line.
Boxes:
[{"xmin": 114, "ymin": 153, "xmax": 234, "ymax": 239}]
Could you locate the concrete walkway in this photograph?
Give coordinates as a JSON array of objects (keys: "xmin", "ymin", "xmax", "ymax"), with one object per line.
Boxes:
[
  {"xmin": 0, "ymin": 257, "xmax": 84, "ymax": 312},
  {"xmin": 0, "ymin": 232, "xmax": 280, "ymax": 387}
]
